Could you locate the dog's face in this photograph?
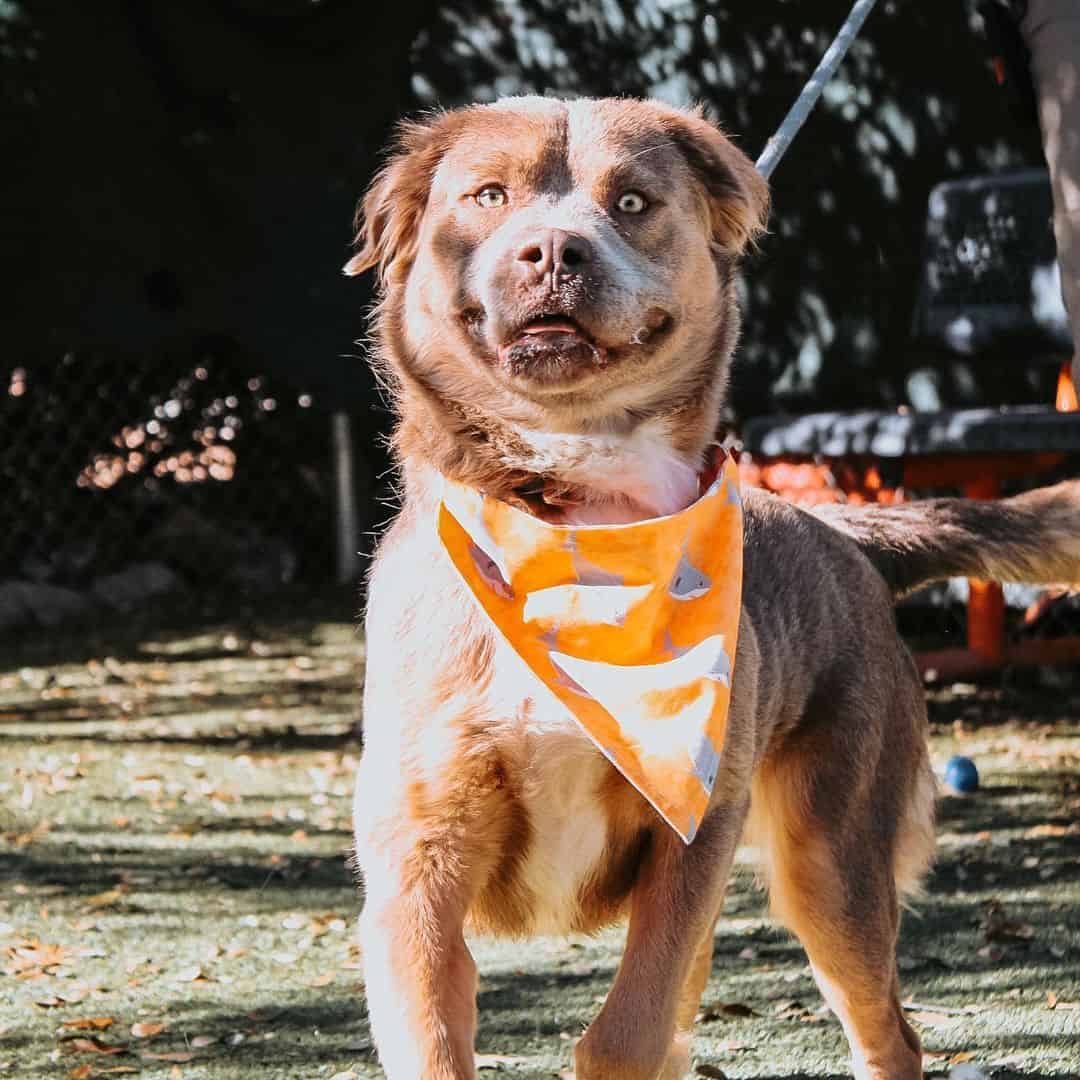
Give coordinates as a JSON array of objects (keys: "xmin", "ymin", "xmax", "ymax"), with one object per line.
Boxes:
[{"xmin": 348, "ymin": 97, "xmax": 768, "ymax": 435}]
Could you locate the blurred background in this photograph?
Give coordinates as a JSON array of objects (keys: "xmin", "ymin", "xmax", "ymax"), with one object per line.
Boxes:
[{"xmin": 2, "ymin": 0, "xmax": 1076, "ymax": 657}]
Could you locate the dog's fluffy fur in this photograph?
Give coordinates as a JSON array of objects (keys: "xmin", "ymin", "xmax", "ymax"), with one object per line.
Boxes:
[{"xmin": 347, "ymin": 97, "xmax": 1080, "ymax": 1080}]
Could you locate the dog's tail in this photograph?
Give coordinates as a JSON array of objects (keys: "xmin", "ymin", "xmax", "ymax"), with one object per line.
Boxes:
[{"xmin": 814, "ymin": 480, "xmax": 1080, "ymax": 598}]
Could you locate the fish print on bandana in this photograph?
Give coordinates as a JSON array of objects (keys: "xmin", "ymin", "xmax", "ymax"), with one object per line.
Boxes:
[{"xmin": 436, "ymin": 450, "xmax": 743, "ymax": 844}]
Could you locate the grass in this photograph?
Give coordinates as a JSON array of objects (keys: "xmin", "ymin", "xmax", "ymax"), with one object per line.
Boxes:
[{"xmin": 1, "ymin": 610, "xmax": 1078, "ymax": 1079}]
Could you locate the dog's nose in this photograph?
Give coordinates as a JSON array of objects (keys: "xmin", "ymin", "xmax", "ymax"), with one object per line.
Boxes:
[{"xmin": 515, "ymin": 229, "xmax": 593, "ymax": 284}]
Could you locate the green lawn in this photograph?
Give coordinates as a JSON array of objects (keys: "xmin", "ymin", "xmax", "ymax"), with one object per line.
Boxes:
[{"xmin": 1, "ymin": 613, "xmax": 1078, "ymax": 1079}]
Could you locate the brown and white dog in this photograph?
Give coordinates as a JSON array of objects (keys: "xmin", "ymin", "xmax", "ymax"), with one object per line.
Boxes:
[{"xmin": 345, "ymin": 96, "xmax": 1080, "ymax": 1080}]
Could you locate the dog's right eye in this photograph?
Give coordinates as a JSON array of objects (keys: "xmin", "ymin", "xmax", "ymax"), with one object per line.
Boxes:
[{"xmin": 475, "ymin": 185, "xmax": 508, "ymax": 208}]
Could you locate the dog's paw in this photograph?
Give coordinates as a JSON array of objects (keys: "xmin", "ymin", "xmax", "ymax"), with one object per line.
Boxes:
[{"xmin": 574, "ymin": 1028, "xmax": 682, "ymax": 1080}]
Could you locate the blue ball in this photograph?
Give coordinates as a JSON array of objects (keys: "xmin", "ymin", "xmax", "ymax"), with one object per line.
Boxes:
[{"xmin": 944, "ymin": 755, "xmax": 979, "ymax": 794}]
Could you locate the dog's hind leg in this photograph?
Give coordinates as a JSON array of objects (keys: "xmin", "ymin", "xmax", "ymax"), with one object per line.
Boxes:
[
  {"xmin": 574, "ymin": 796, "xmax": 747, "ymax": 1080},
  {"xmin": 750, "ymin": 679, "xmax": 933, "ymax": 1080}
]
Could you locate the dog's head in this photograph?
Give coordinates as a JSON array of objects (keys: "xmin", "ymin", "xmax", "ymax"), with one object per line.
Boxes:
[{"xmin": 347, "ymin": 97, "xmax": 768, "ymax": 485}]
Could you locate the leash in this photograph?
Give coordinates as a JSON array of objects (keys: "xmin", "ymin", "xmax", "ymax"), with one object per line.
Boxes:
[{"xmin": 755, "ymin": 0, "xmax": 882, "ymax": 179}]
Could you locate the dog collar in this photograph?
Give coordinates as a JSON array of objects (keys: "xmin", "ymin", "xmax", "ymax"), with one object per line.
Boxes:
[{"xmin": 436, "ymin": 450, "xmax": 743, "ymax": 844}]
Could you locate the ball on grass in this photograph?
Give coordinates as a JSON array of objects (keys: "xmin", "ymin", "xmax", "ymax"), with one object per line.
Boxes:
[{"xmin": 944, "ymin": 754, "xmax": 979, "ymax": 794}]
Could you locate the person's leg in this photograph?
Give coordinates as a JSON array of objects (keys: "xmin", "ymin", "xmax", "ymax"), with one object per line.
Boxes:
[{"xmin": 1021, "ymin": 0, "xmax": 1080, "ymax": 384}]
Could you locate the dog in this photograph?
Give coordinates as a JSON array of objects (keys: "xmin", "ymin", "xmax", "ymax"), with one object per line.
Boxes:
[{"xmin": 345, "ymin": 96, "xmax": 1080, "ymax": 1080}]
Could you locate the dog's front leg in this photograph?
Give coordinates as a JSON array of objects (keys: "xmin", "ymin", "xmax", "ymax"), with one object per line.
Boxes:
[
  {"xmin": 359, "ymin": 860, "xmax": 477, "ymax": 1079},
  {"xmin": 356, "ymin": 751, "xmax": 505, "ymax": 1080},
  {"xmin": 575, "ymin": 799, "xmax": 748, "ymax": 1080}
]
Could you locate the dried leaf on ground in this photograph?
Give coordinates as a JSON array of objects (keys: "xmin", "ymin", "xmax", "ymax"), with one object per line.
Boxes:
[
  {"xmin": 130, "ymin": 1021, "xmax": 165, "ymax": 1039},
  {"xmin": 698, "ymin": 1001, "xmax": 759, "ymax": 1021},
  {"xmin": 61, "ymin": 1019, "xmax": 115, "ymax": 1031},
  {"xmin": 83, "ymin": 887, "xmax": 128, "ymax": 911},
  {"xmin": 64, "ymin": 1037, "xmax": 128, "ymax": 1055},
  {"xmin": 173, "ymin": 966, "xmax": 208, "ymax": 983},
  {"xmin": 476, "ymin": 1052, "xmax": 535, "ymax": 1068},
  {"xmin": 907, "ymin": 1011, "xmax": 961, "ymax": 1029}
]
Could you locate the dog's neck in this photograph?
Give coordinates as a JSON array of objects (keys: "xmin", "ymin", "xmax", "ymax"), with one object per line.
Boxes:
[
  {"xmin": 500, "ymin": 422, "xmax": 704, "ymax": 524},
  {"xmin": 396, "ymin": 389, "xmax": 714, "ymax": 525}
]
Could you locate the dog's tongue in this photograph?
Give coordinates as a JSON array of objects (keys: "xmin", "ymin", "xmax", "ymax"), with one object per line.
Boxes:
[
  {"xmin": 497, "ymin": 321, "xmax": 607, "ymax": 375},
  {"xmin": 520, "ymin": 320, "xmax": 581, "ymax": 336}
]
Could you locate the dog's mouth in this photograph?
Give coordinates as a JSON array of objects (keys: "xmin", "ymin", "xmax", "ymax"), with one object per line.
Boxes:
[
  {"xmin": 461, "ymin": 304, "xmax": 677, "ymax": 388},
  {"xmin": 495, "ymin": 315, "xmax": 608, "ymax": 385}
]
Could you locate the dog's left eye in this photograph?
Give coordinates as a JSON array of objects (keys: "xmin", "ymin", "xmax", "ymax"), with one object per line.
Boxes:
[
  {"xmin": 615, "ymin": 191, "xmax": 648, "ymax": 214},
  {"xmin": 475, "ymin": 185, "xmax": 508, "ymax": 208}
]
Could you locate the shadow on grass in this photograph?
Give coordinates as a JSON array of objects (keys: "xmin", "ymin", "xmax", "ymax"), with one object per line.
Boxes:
[
  {"xmin": 0, "ymin": 583, "xmax": 360, "ymax": 671},
  {"xmin": 1, "ymin": 846, "xmax": 355, "ymax": 895}
]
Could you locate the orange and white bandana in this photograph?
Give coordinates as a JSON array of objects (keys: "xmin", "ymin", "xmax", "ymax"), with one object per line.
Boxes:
[{"xmin": 436, "ymin": 452, "xmax": 743, "ymax": 844}]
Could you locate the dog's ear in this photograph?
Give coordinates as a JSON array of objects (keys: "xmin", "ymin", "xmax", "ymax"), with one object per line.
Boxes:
[
  {"xmin": 660, "ymin": 106, "xmax": 770, "ymax": 255},
  {"xmin": 343, "ymin": 114, "xmax": 451, "ymax": 284}
]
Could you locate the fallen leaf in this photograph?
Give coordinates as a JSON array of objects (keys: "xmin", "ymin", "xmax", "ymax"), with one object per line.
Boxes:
[
  {"xmin": 190, "ymin": 1035, "xmax": 217, "ymax": 1048},
  {"xmin": 902, "ymin": 1000, "xmax": 974, "ymax": 1016},
  {"xmin": 907, "ymin": 1011, "xmax": 960, "ymax": 1029},
  {"xmin": 84, "ymin": 887, "xmax": 128, "ymax": 911},
  {"xmin": 699, "ymin": 1001, "xmax": 759, "ymax": 1022},
  {"xmin": 62, "ymin": 1019, "xmax": 115, "ymax": 1031},
  {"xmin": 139, "ymin": 1050, "xmax": 196, "ymax": 1062},
  {"xmin": 130, "ymin": 1022, "xmax": 165, "ymax": 1039},
  {"xmin": 1047, "ymin": 993, "xmax": 1080, "ymax": 1010},
  {"xmin": 64, "ymin": 1037, "xmax": 127, "ymax": 1055},
  {"xmin": 67, "ymin": 1068, "xmax": 92, "ymax": 1079},
  {"xmin": 476, "ymin": 1053, "xmax": 533, "ymax": 1068}
]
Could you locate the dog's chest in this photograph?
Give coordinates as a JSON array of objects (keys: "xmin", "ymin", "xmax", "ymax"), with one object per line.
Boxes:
[{"xmin": 485, "ymin": 648, "xmax": 613, "ymax": 935}]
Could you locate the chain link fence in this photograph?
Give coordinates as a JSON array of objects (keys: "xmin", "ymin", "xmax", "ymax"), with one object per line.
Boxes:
[{"xmin": 1, "ymin": 346, "xmax": 378, "ymax": 640}]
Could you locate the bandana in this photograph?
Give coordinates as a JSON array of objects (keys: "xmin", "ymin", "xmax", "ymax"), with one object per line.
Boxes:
[{"xmin": 436, "ymin": 451, "xmax": 743, "ymax": 844}]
